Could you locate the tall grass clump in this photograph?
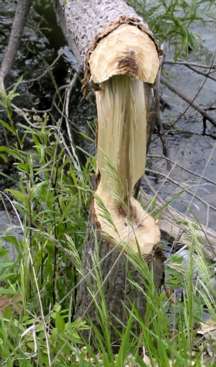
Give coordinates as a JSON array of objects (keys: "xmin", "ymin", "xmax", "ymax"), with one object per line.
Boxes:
[
  {"xmin": 0, "ymin": 90, "xmax": 216, "ymax": 364},
  {"xmin": 0, "ymin": 89, "xmax": 94, "ymax": 364}
]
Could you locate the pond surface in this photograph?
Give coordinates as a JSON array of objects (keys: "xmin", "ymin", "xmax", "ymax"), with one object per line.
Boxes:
[{"xmin": 145, "ymin": 9, "xmax": 216, "ymax": 231}]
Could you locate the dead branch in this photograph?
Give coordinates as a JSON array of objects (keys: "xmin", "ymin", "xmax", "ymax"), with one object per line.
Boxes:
[
  {"xmin": 148, "ymin": 154, "xmax": 216, "ymax": 187},
  {"xmin": 139, "ymin": 189, "xmax": 216, "ymax": 261},
  {"xmin": 64, "ymin": 72, "xmax": 82, "ymax": 178},
  {"xmin": 145, "ymin": 167, "xmax": 216, "ymax": 212},
  {"xmin": 0, "ymin": 0, "xmax": 32, "ymax": 91},
  {"xmin": 161, "ymin": 76, "xmax": 216, "ymax": 127},
  {"xmin": 154, "ymin": 56, "xmax": 170, "ymax": 167},
  {"xmin": 164, "ymin": 60, "xmax": 216, "ymax": 70},
  {"xmin": 186, "ymin": 64, "xmax": 216, "ymax": 82}
]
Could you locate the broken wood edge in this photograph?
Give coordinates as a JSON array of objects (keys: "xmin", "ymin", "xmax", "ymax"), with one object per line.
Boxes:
[
  {"xmin": 91, "ymin": 75, "xmax": 161, "ymax": 257},
  {"xmin": 93, "ymin": 195, "xmax": 161, "ymax": 257},
  {"xmin": 89, "ymin": 24, "xmax": 160, "ymax": 84},
  {"xmin": 139, "ymin": 189, "xmax": 216, "ymax": 261},
  {"xmin": 85, "ymin": 17, "xmax": 162, "ymax": 257},
  {"xmin": 83, "ymin": 15, "xmax": 162, "ymax": 94}
]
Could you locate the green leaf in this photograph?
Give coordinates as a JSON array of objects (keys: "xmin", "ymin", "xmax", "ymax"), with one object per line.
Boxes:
[
  {"xmin": 55, "ymin": 313, "xmax": 65, "ymax": 333},
  {"xmin": 6, "ymin": 189, "xmax": 28, "ymax": 203},
  {"xmin": 0, "ymin": 120, "xmax": 17, "ymax": 135}
]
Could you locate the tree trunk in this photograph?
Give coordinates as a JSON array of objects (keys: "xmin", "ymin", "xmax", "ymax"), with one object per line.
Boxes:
[
  {"xmin": 0, "ymin": 0, "xmax": 32, "ymax": 91},
  {"xmin": 54, "ymin": 0, "xmax": 164, "ymax": 343}
]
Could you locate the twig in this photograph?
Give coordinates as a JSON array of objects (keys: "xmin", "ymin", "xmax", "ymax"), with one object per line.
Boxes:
[
  {"xmin": 20, "ymin": 51, "xmax": 63, "ymax": 85},
  {"xmin": 145, "ymin": 168, "xmax": 216, "ymax": 212},
  {"xmin": 154, "ymin": 56, "xmax": 170, "ymax": 168},
  {"xmin": 164, "ymin": 60, "xmax": 216, "ymax": 70},
  {"xmin": 186, "ymin": 64, "xmax": 216, "ymax": 82},
  {"xmin": 0, "ymin": 0, "xmax": 32, "ymax": 91},
  {"xmin": 148, "ymin": 154, "xmax": 216, "ymax": 187},
  {"xmin": 63, "ymin": 72, "xmax": 82, "ymax": 178},
  {"xmin": 161, "ymin": 76, "xmax": 216, "ymax": 127},
  {"xmin": 136, "ymin": 58, "xmax": 169, "ymax": 198}
]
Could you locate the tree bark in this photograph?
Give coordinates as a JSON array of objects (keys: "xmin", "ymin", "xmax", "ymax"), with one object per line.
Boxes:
[
  {"xmin": 54, "ymin": 0, "xmax": 164, "ymax": 343},
  {"xmin": 75, "ymin": 222, "xmax": 164, "ymax": 345},
  {"xmin": 0, "ymin": 0, "xmax": 32, "ymax": 91}
]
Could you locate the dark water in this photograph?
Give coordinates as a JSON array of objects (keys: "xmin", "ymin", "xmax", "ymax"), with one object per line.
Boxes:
[{"xmin": 145, "ymin": 11, "xmax": 216, "ymax": 231}]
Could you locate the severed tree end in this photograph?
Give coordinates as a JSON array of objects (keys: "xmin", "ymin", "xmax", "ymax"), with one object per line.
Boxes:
[
  {"xmin": 92, "ymin": 73, "xmax": 160, "ymax": 257},
  {"xmin": 75, "ymin": 221, "xmax": 165, "ymax": 345},
  {"xmin": 90, "ymin": 23, "xmax": 160, "ymax": 256},
  {"xmin": 93, "ymin": 195, "xmax": 160, "ymax": 257},
  {"xmin": 89, "ymin": 24, "xmax": 159, "ymax": 85}
]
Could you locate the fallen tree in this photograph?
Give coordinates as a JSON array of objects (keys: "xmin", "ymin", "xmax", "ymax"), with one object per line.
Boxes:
[
  {"xmin": 54, "ymin": 0, "xmax": 165, "ymax": 340},
  {"xmin": 140, "ymin": 190, "xmax": 216, "ymax": 261}
]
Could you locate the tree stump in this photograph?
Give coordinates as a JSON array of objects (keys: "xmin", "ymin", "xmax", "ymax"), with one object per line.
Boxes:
[{"xmin": 55, "ymin": 0, "xmax": 165, "ymax": 344}]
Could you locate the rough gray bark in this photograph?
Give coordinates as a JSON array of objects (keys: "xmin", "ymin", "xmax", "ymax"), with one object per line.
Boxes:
[
  {"xmin": 54, "ymin": 0, "xmax": 160, "ymax": 88},
  {"xmin": 75, "ymin": 223, "xmax": 164, "ymax": 344},
  {"xmin": 0, "ymin": 0, "xmax": 32, "ymax": 90},
  {"xmin": 55, "ymin": 0, "xmax": 152, "ymax": 64}
]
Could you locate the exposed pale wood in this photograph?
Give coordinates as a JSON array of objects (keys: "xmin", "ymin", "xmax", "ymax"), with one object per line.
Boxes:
[
  {"xmin": 89, "ymin": 24, "xmax": 159, "ymax": 84},
  {"xmin": 94, "ymin": 194, "xmax": 160, "ymax": 255},
  {"xmin": 55, "ymin": 0, "xmax": 155, "ymax": 64},
  {"xmin": 94, "ymin": 75, "xmax": 160, "ymax": 256},
  {"xmin": 96, "ymin": 76, "xmax": 147, "ymax": 200},
  {"xmin": 92, "ymin": 28, "xmax": 160, "ymax": 258},
  {"xmin": 54, "ymin": 0, "xmax": 161, "ymax": 89}
]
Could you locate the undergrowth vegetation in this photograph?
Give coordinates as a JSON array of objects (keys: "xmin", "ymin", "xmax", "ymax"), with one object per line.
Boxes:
[{"xmin": 0, "ymin": 91, "xmax": 216, "ymax": 366}]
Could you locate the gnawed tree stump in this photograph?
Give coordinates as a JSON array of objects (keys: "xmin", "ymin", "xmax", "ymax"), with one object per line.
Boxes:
[
  {"xmin": 75, "ymin": 223, "xmax": 165, "ymax": 346},
  {"xmin": 55, "ymin": 0, "xmax": 164, "ymax": 342}
]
